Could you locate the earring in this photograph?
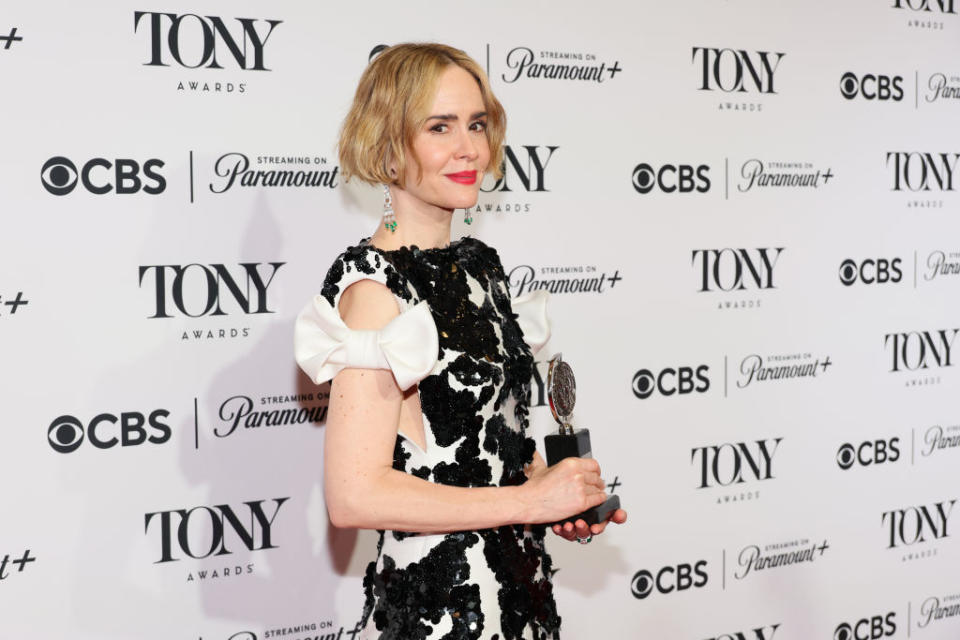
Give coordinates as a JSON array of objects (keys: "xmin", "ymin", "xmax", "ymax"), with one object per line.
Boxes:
[
  {"xmin": 383, "ymin": 184, "xmax": 397, "ymax": 232},
  {"xmin": 464, "ymin": 208, "xmax": 473, "ymax": 225}
]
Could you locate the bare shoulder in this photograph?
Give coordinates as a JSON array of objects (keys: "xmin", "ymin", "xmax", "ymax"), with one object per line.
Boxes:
[{"xmin": 338, "ymin": 279, "xmax": 400, "ymax": 331}]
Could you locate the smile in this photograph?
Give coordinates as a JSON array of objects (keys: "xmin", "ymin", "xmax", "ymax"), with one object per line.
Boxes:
[{"xmin": 445, "ymin": 171, "xmax": 477, "ymax": 185}]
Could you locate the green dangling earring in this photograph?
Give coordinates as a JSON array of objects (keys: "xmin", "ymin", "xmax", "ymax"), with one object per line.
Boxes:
[
  {"xmin": 383, "ymin": 184, "xmax": 397, "ymax": 233},
  {"xmin": 464, "ymin": 208, "xmax": 473, "ymax": 225}
]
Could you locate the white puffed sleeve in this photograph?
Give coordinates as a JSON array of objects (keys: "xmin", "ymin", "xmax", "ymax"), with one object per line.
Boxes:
[
  {"xmin": 293, "ymin": 294, "xmax": 439, "ymax": 390},
  {"xmin": 512, "ymin": 289, "xmax": 551, "ymax": 355}
]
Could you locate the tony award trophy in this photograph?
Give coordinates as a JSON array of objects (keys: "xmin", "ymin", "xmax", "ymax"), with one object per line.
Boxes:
[{"xmin": 544, "ymin": 354, "xmax": 621, "ymax": 526}]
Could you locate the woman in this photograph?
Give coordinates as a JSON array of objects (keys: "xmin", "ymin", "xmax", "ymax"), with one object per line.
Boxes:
[{"xmin": 295, "ymin": 43, "xmax": 627, "ymax": 639}]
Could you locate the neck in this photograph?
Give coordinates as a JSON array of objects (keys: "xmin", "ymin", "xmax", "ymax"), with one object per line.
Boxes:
[{"xmin": 369, "ymin": 185, "xmax": 455, "ymax": 251}]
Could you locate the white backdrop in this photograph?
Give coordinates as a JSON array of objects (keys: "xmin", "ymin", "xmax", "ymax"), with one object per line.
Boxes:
[{"xmin": 2, "ymin": 1, "xmax": 960, "ymax": 638}]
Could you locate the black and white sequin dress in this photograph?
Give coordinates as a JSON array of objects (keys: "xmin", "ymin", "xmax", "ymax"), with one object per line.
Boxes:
[{"xmin": 300, "ymin": 237, "xmax": 560, "ymax": 640}]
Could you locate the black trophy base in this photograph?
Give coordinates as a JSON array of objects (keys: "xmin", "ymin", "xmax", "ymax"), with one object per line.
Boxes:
[
  {"xmin": 544, "ymin": 428, "xmax": 592, "ymax": 463},
  {"xmin": 544, "ymin": 428, "xmax": 621, "ymax": 526},
  {"xmin": 575, "ymin": 494, "xmax": 621, "ymax": 526}
]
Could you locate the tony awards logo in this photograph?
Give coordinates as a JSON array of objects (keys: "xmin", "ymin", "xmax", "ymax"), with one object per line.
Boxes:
[{"xmin": 544, "ymin": 354, "xmax": 620, "ymax": 525}]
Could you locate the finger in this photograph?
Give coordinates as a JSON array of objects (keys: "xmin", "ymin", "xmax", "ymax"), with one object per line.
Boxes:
[
  {"xmin": 612, "ymin": 508, "xmax": 628, "ymax": 524},
  {"xmin": 590, "ymin": 472, "xmax": 606, "ymax": 489},
  {"xmin": 591, "ymin": 521, "xmax": 607, "ymax": 535},
  {"xmin": 584, "ymin": 480, "xmax": 606, "ymax": 496},
  {"xmin": 579, "ymin": 457, "xmax": 601, "ymax": 474},
  {"xmin": 574, "ymin": 519, "xmax": 590, "ymax": 538},
  {"xmin": 581, "ymin": 471, "xmax": 604, "ymax": 490},
  {"xmin": 552, "ymin": 524, "xmax": 561, "ymax": 535},
  {"xmin": 555, "ymin": 524, "xmax": 575, "ymax": 541},
  {"xmin": 588, "ymin": 491, "xmax": 609, "ymax": 508},
  {"xmin": 563, "ymin": 521, "xmax": 574, "ymax": 534}
]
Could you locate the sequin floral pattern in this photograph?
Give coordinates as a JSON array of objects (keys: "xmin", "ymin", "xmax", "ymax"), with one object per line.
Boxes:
[{"xmin": 321, "ymin": 238, "xmax": 560, "ymax": 640}]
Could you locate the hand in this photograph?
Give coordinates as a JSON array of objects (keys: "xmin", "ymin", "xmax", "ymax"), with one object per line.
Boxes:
[
  {"xmin": 551, "ymin": 508, "xmax": 628, "ymax": 542},
  {"xmin": 520, "ymin": 456, "xmax": 607, "ymax": 524}
]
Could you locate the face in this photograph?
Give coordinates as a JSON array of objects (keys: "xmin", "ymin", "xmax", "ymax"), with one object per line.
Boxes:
[{"xmin": 401, "ymin": 65, "xmax": 491, "ymax": 211}]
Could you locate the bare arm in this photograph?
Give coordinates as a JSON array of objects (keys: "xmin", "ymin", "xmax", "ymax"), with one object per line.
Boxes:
[{"xmin": 323, "ymin": 279, "xmax": 607, "ymax": 532}]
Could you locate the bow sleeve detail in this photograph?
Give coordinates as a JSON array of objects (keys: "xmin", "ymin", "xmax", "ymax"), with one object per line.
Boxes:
[
  {"xmin": 294, "ymin": 295, "xmax": 439, "ymax": 390},
  {"xmin": 512, "ymin": 289, "xmax": 551, "ymax": 355}
]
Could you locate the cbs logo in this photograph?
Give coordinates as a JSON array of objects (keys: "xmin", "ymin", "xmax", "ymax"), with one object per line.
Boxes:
[
  {"xmin": 836, "ymin": 439, "xmax": 900, "ymax": 470},
  {"xmin": 631, "ymin": 561, "xmax": 708, "ymax": 599},
  {"xmin": 839, "ymin": 258, "xmax": 902, "ymax": 286},
  {"xmin": 834, "ymin": 613, "xmax": 896, "ymax": 640},
  {"xmin": 840, "ymin": 73, "xmax": 904, "ymax": 101},
  {"xmin": 632, "ymin": 163, "xmax": 710, "ymax": 194},
  {"xmin": 47, "ymin": 410, "xmax": 172, "ymax": 454},
  {"xmin": 41, "ymin": 156, "xmax": 166, "ymax": 196},
  {"xmin": 632, "ymin": 366, "xmax": 709, "ymax": 399}
]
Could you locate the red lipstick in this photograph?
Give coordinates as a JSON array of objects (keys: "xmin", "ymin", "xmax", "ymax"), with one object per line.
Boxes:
[{"xmin": 445, "ymin": 171, "xmax": 477, "ymax": 185}]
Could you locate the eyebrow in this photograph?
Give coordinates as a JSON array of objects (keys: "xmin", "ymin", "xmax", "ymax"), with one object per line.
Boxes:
[{"xmin": 426, "ymin": 111, "xmax": 488, "ymax": 122}]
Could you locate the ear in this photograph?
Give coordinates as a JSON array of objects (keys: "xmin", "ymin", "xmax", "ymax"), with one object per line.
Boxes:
[{"xmin": 383, "ymin": 152, "xmax": 399, "ymax": 183}]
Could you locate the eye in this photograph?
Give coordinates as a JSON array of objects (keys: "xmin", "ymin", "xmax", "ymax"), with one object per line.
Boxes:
[
  {"xmin": 470, "ymin": 120, "xmax": 487, "ymax": 132},
  {"xmin": 430, "ymin": 123, "xmax": 448, "ymax": 133}
]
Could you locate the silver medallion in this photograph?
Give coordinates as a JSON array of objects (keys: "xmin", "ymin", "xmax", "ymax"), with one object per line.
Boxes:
[{"xmin": 547, "ymin": 354, "xmax": 577, "ymax": 434}]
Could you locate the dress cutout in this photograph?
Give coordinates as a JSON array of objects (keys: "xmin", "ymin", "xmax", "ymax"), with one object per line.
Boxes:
[{"xmin": 319, "ymin": 238, "xmax": 561, "ymax": 640}]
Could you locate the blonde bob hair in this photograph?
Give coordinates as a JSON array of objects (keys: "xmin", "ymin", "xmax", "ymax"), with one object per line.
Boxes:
[{"xmin": 338, "ymin": 43, "xmax": 506, "ymax": 186}]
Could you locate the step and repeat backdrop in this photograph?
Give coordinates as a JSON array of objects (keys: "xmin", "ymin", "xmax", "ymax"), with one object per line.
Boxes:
[{"xmin": 2, "ymin": 1, "xmax": 960, "ymax": 638}]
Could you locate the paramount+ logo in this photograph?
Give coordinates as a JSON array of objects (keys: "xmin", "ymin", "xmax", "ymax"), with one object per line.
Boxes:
[
  {"xmin": 41, "ymin": 156, "xmax": 165, "ymax": 196},
  {"xmin": 632, "ymin": 365, "xmax": 709, "ymax": 399},
  {"xmin": 48, "ymin": 410, "xmax": 171, "ymax": 454},
  {"xmin": 833, "ymin": 613, "xmax": 896, "ymax": 640},
  {"xmin": 840, "ymin": 72, "xmax": 904, "ymax": 101},
  {"xmin": 632, "ymin": 163, "xmax": 710, "ymax": 194},
  {"xmin": 630, "ymin": 560, "xmax": 708, "ymax": 600}
]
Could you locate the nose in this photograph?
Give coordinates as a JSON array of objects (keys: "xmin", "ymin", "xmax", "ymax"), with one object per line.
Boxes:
[{"xmin": 455, "ymin": 124, "xmax": 479, "ymax": 161}]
